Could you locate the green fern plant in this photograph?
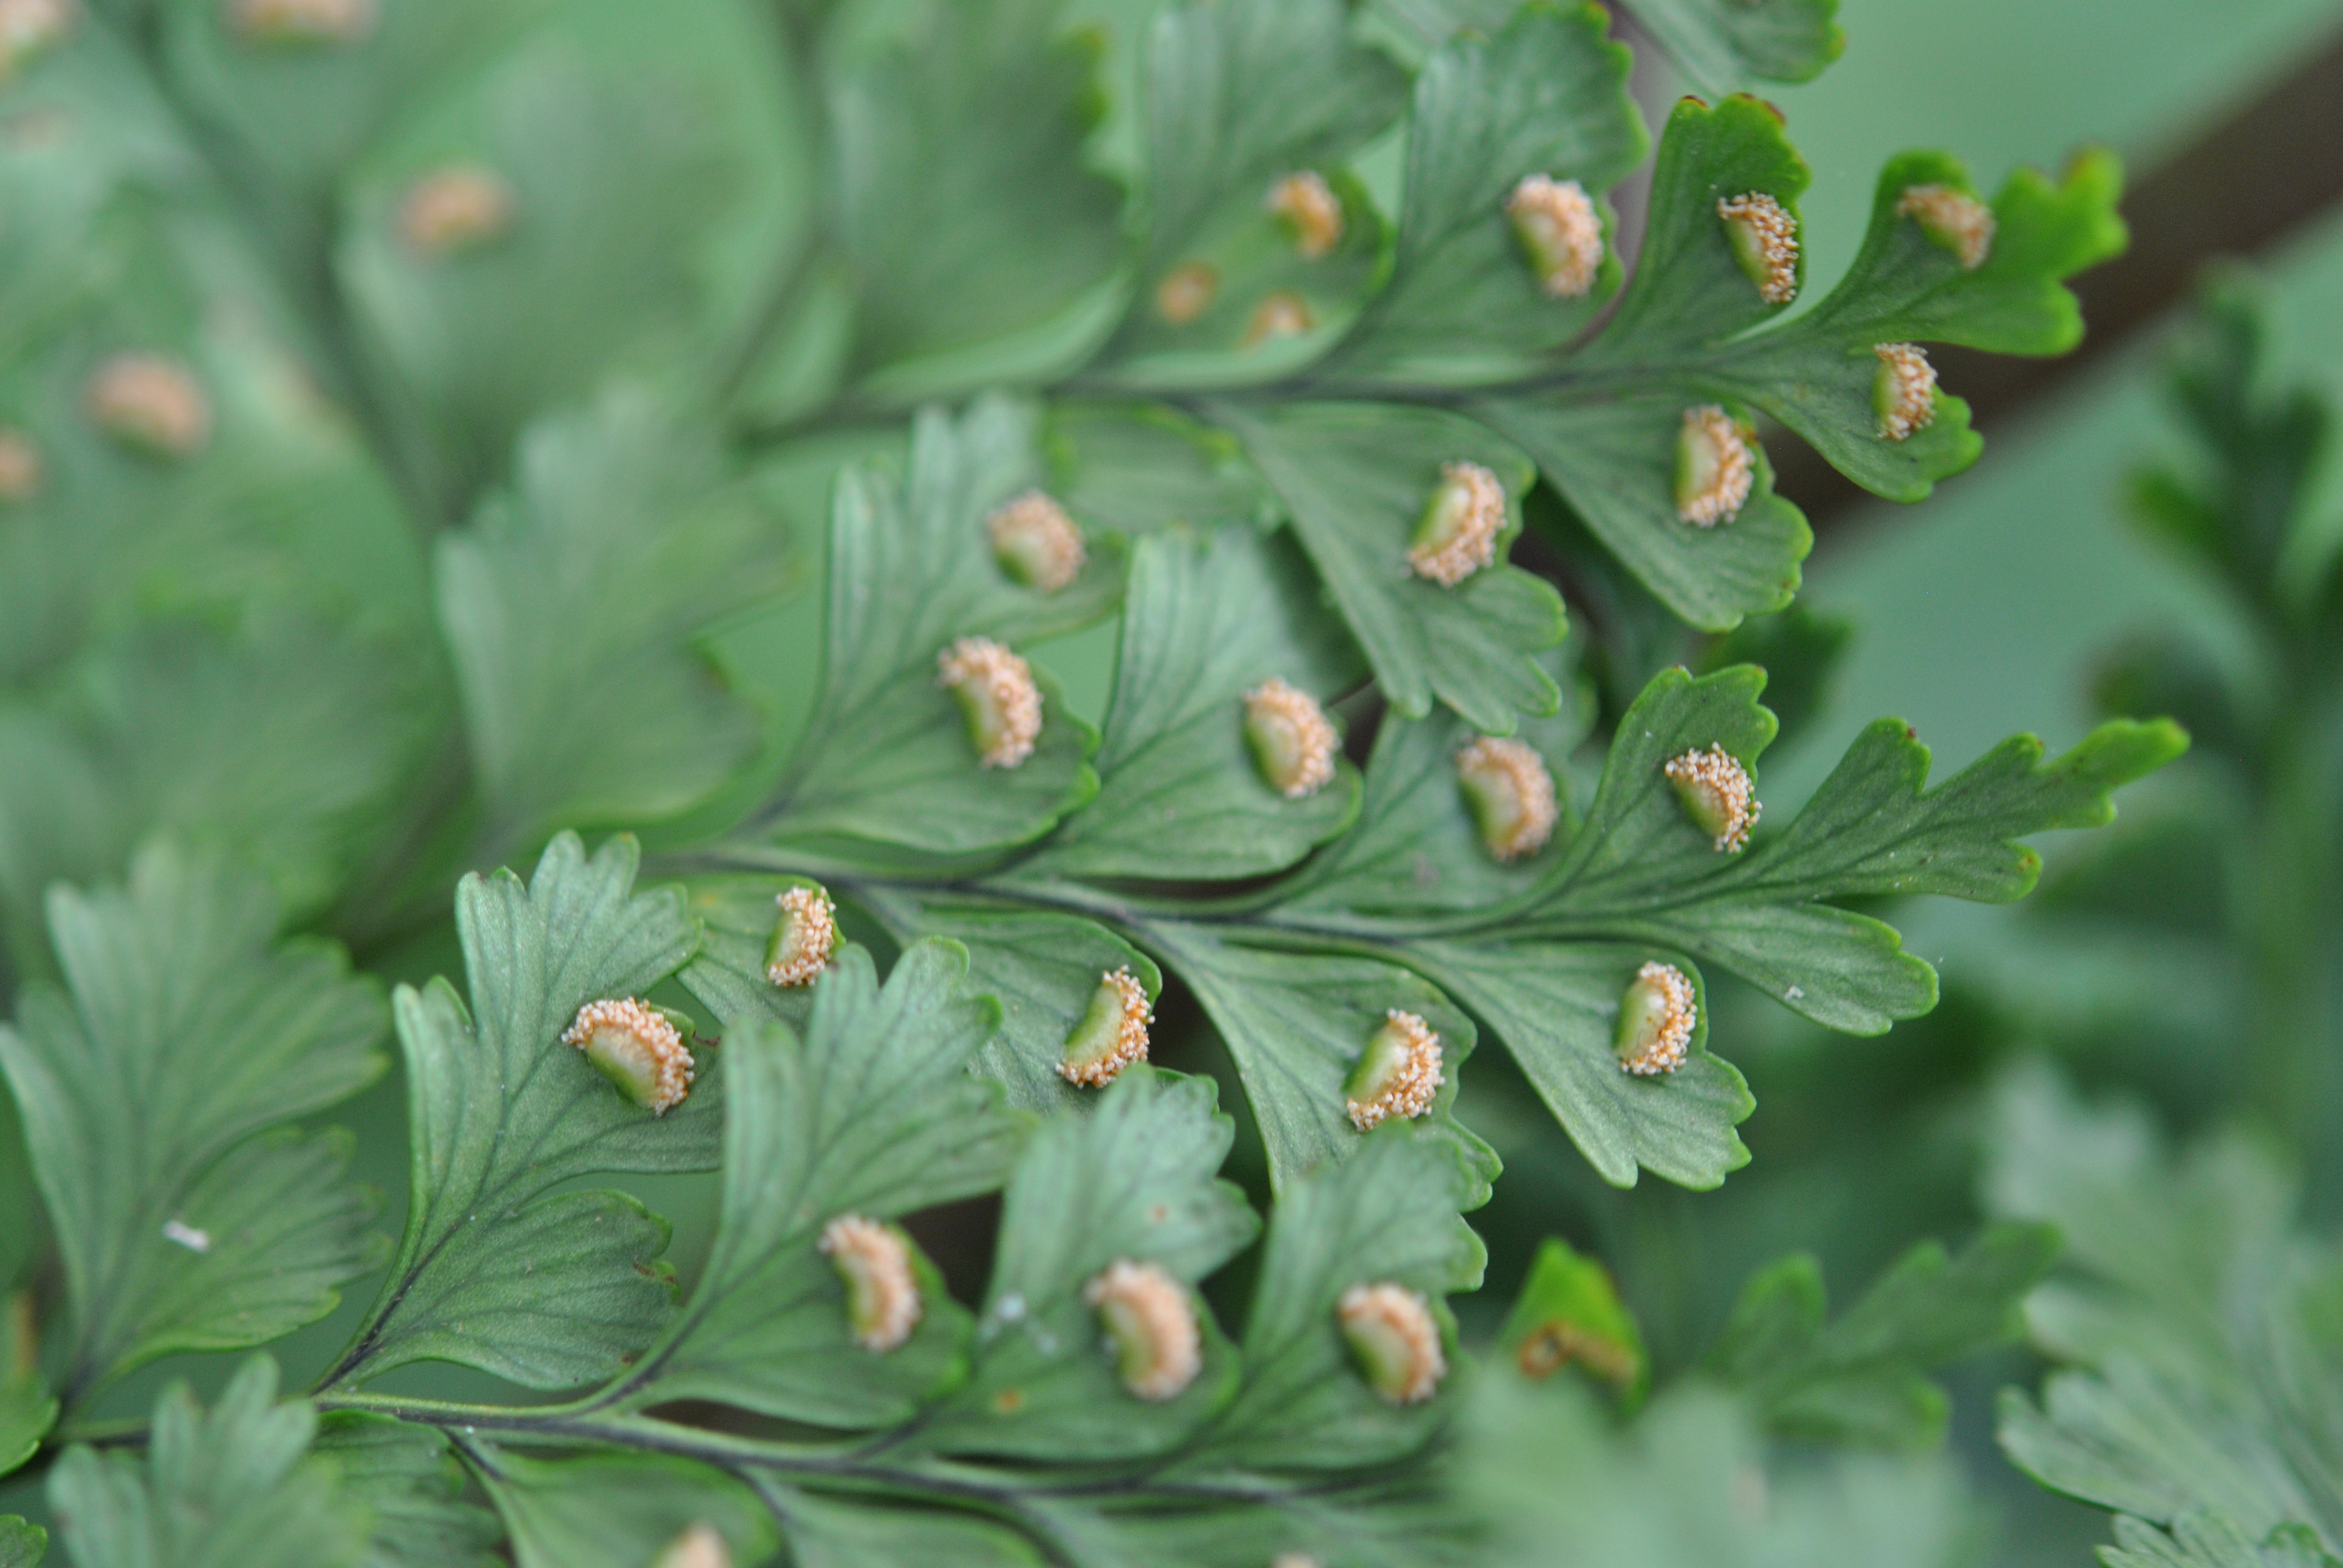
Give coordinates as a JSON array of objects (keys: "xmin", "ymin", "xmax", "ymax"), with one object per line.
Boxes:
[
  {"xmin": 0, "ymin": 0, "xmax": 2184, "ymax": 1561},
  {"xmin": 1926, "ymin": 278, "xmax": 2343, "ymax": 1568}
]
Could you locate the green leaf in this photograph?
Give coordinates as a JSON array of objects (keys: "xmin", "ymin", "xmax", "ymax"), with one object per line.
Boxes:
[
  {"xmin": 766, "ymin": 1484, "xmax": 1044, "ymax": 1567},
  {"xmin": 1984, "ymin": 1063, "xmax": 2339, "ymax": 1547},
  {"xmin": 470, "ymin": 1445, "xmax": 780, "ymax": 1568},
  {"xmin": 1406, "ymin": 938, "xmax": 1749, "ymax": 1188},
  {"xmin": 1326, "ymin": 2, "xmax": 1644, "ymax": 384},
  {"xmin": 909, "ymin": 1067, "xmax": 1258, "ymax": 1460},
  {"xmin": 854, "ymin": 892, "xmax": 1161, "ymax": 1112},
  {"xmin": 1044, "ymin": 401, "xmax": 1275, "ymax": 535},
  {"xmin": 434, "ymin": 388, "xmax": 790, "ymax": 855},
  {"xmin": 315, "ymin": 1413, "xmax": 502, "ymax": 1568},
  {"xmin": 0, "ymin": 289, "xmax": 434, "ymax": 689},
  {"xmin": 828, "ymin": 0, "xmax": 1124, "ymax": 400},
  {"xmin": 333, "ymin": 13, "xmax": 755, "ymax": 506},
  {"xmin": 1461, "ymin": 1378, "xmax": 1987, "ymax": 1568},
  {"xmin": 46, "ymin": 1357, "xmax": 371, "ymax": 1568},
  {"xmin": 1181, "ymin": 1130, "xmax": 1484, "ymax": 1472},
  {"xmin": 1527, "ymin": 665, "xmax": 2187, "ymax": 1032},
  {"xmin": 1221, "ymin": 401, "xmax": 1562, "ymax": 730},
  {"xmin": 1134, "ymin": 0, "xmax": 1402, "ymax": 278},
  {"xmin": 754, "ymin": 399, "xmax": 1104, "ymax": 861},
  {"xmin": 157, "ymin": 0, "xmax": 552, "ymax": 230},
  {"xmin": 1693, "ymin": 148, "xmax": 2127, "ymax": 502},
  {"xmin": 638, "ymin": 941, "xmax": 1021, "ymax": 1422},
  {"xmin": 2103, "ymin": 1514, "xmax": 2343, "ymax": 1568},
  {"xmin": 0, "ymin": 843, "xmax": 385, "ymax": 1397},
  {"xmin": 2126, "ymin": 273, "xmax": 2338, "ymax": 618},
  {"xmin": 1478, "ymin": 393, "xmax": 1812, "ymax": 632},
  {"xmin": 1350, "ymin": 0, "xmax": 1518, "ymax": 67},
  {"xmin": 329, "ymin": 833, "xmax": 719, "ymax": 1390},
  {"xmin": 1276, "ymin": 652, "xmax": 1592, "ymax": 918},
  {"xmin": 0, "ymin": 619, "xmax": 440, "ymax": 975},
  {"xmin": 3, "ymin": 1284, "xmax": 52, "ymax": 1481},
  {"xmin": 1496, "ymin": 103, "xmax": 2122, "ymax": 622},
  {"xmin": 1098, "ymin": 0, "xmax": 1401, "ymax": 383},
  {"xmin": 664, "ymin": 874, "xmax": 825, "ymax": 1042},
  {"xmin": 0, "ymin": 1518, "xmax": 39, "ymax": 1568},
  {"xmin": 1584, "ymin": 96, "xmax": 1812, "ymax": 360},
  {"xmin": 1497, "ymin": 1236, "xmax": 1648, "ymax": 1402},
  {"xmin": 1014, "ymin": 527, "xmax": 1365, "ymax": 880},
  {"xmin": 1708, "ymin": 1226, "xmax": 2058, "ymax": 1449},
  {"xmin": 0, "ymin": 1373, "xmax": 52, "ymax": 1481},
  {"xmin": 1624, "ymin": 0, "xmax": 1844, "ymax": 96},
  {"xmin": 1697, "ymin": 603, "xmax": 1852, "ymax": 743},
  {"xmin": 1148, "ymin": 922, "xmax": 1499, "ymax": 1198},
  {"xmin": 0, "ymin": 19, "xmax": 200, "ymax": 357},
  {"xmin": 1027, "ymin": 1478, "xmax": 1468, "ymax": 1568},
  {"xmin": 1466, "ymin": 96, "xmax": 1809, "ymax": 630}
]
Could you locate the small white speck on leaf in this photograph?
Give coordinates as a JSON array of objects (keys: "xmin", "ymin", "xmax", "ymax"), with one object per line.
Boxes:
[{"xmin": 162, "ymin": 1219, "xmax": 211, "ymax": 1252}]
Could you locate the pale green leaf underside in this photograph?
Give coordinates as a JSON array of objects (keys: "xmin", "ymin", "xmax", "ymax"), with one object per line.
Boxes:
[
  {"xmin": 1408, "ymin": 938, "xmax": 1748, "ymax": 1189},
  {"xmin": 333, "ymin": 833, "xmax": 719, "ymax": 1390},
  {"xmin": 316, "ymin": 1413, "xmax": 503, "ymax": 1568},
  {"xmin": 1015, "ymin": 526, "xmax": 1365, "ymax": 880},
  {"xmin": 909, "ymin": 1068, "xmax": 1257, "ymax": 1461},
  {"xmin": 1148, "ymin": 923, "xmax": 1498, "ymax": 1199},
  {"xmin": 856, "ymin": 891, "xmax": 1162, "ymax": 1113},
  {"xmin": 472, "ymin": 1446, "xmax": 781, "ymax": 1568},
  {"xmin": 0, "ymin": 842, "xmax": 384, "ymax": 1394},
  {"xmin": 46, "ymin": 1359, "xmax": 371, "ymax": 1568},
  {"xmin": 1222, "ymin": 400, "xmax": 1562, "ymax": 732},
  {"xmin": 641, "ymin": 942, "xmax": 1020, "ymax": 1424},
  {"xmin": 1985, "ymin": 1067, "xmax": 2342, "ymax": 1553},
  {"xmin": 0, "ymin": 1517, "xmax": 39, "ymax": 1568},
  {"xmin": 1530, "ymin": 665, "xmax": 2185, "ymax": 1033}
]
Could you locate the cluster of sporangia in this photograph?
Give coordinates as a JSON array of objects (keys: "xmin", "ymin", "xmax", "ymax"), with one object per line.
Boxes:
[
  {"xmin": 549, "ymin": 869, "xmax": 1461, "ymax": 1412},
  {"xmin": 0, "ymin": 5, "xmax": 1967, "ymax": 1454},
  {"xmin": 549, "ymin": 596, "xmax": 1760, "ymax": 1419}
]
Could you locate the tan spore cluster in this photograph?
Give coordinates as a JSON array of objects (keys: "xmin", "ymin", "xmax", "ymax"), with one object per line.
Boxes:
[
  {"xmin": 1244, "ymin": 290, "xmax": 1314, "ymax": 347},
  {"xmin": 1267, "ymin": 170, "xmax": 1345, "ymax": 259},
  {"xmin": 562, "ymin": 997, "xmax": 695, "ymax": 1114},
  {"xmin": 1059, "ymin": 966, "xmax": 1152, "ymax": 1088},
  {"xmin": 1337, "ymin": 1282, "xmax": 1447, "ymax": 1405},
  {"xmin": 1872, "ymin": 342, "xmax": 1939, "ymax": 441},
  {"xmin": 0, "ymin": 0, "xmax": 75, "ymax": 77},
  {"xmin": 1156, "ymin": 261, "xmax": 1219, "ymax": 324},
  {"xmin": 1506, "ymin": 174, "xmax": 1603, "ymax": 298},
  {"xmin": 228, "ymin": 0, "xmax": 376, "ymax": 44},
  {"xmin": 1674, "ymin": 405, "xmax": 1754, "ymax": 527},
  {"xmin": 85, "ymin": 354, "xmax": 211, "ymax": 459},
  {"xmin": 820, "ymin": 1214, "xmax": 923, "ymax": 1353},
  {"xmin": 1407, "ymin": 460, "xmax": 1506, "ymax": 587},
  {"xmin": 939, "ymin": 635, "xmax": 1043, "ymax": 769},
  {"xmin": 1665, "ymin": 742, "xmax": 1760, "ymax": 852},
  {"xmin": 1243, "ymin": 677, "xmax": 1338, "ymax": 800},
  {"xmin": 1453, "ymin": 736, "xmax": 1558, "ymax": 862},
  {"xmin": 398, "ymin": 165, "xmax": 515, "ymax": 257},
  {"xmin": 1717, "ymin": 191, "xmax": 1800, "ymax": 304},
  {"xmin": 652, "ymin": 1524, "xmax": 731, "ymax": 1568},
  {"xmin": 1614, "ymin": 961, "xmax": 1696, "ymax": 1077},
  {"xmin": 986, "ymin": 489, "xmax": 1087, "ymax": 592},
  {"xmin": 1897, "ymin": 183, "xmax": 1995, "ymax": 269},
  {"xmin": 1086, "ymin": 1259, "xmax": 1202, "ymax": 1401},
  {"xmin": 765, "ymin": 885, "xmax": 837, "ymax": 987},
  {"xmin": 1345, "ymin": 1009, "xmax": 1443, "ymax": 1131},
  {"xmin": 0, "ymin": 428, "xmax": 42, "ymax": 502}
]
